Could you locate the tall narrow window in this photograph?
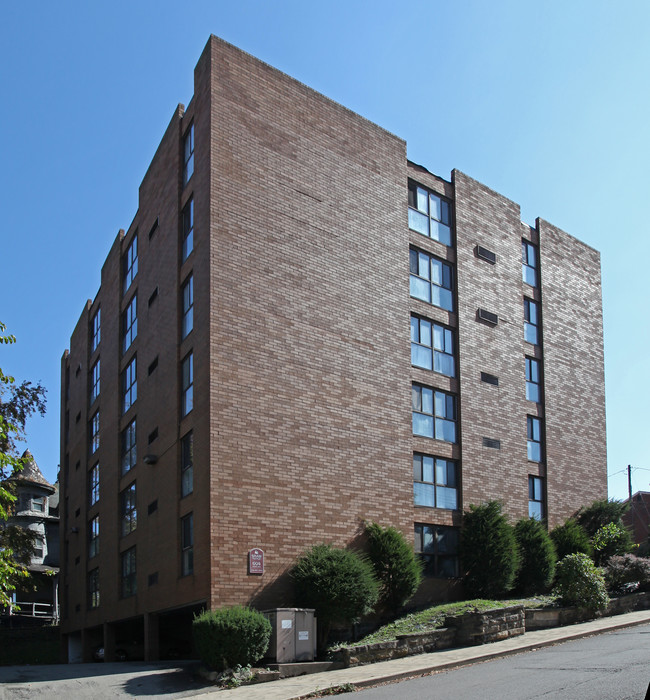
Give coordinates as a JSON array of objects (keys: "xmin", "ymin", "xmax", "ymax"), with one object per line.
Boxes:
[
  {"xmin": 122, "ymin": 294, "xmax": 138, "ymax": 354},
  {"xmin": 183, "ymin": 122, "xmax": 194, "ymax": 185},
  {"xmin": 91, "ymin": 309, "xmax": 101, "ymax": 352},
  {"xmin": 409, "ymin": 249, "xmax": 454, "ymax": 311},
  {"xmin": 527, "ymin": 416, "xmax": 542, "ymax": 462},
  {"xmin": 524, "ymin": 298, "xmax": 540, "ymax": 345},
  {"xmin": 181, "ymin": 513, "xmax": 194, "ymax": 576},
  {"xmin": 525, "ymin": 357, "xmax": 541, "ymax": 403},
  {"xmin": 120, "ymin": 482, "xmax": 137, "ymax": 536},
  {"xmin": 410, "ymin": 316, "xmax": 455, "ymax": 377},
  {"xmin": 412, "ymin": 384, "xmax": 457, "ymax": 443},
  {"xmin": 88, "ymin": 568, "xmax": 100, "ymax": 609},
  {"xmin": 88, "ymin": 515, "xmax": 99, "ymax": 559},
  {"xmin": 408, "ymin": 182, "xmax": 452, "ymax": 246},
  {"xmin": 90, "ymin": 359, "xmax": 100, "ymax": 404},
  {"xmin": 89, "ymin": 463, "xmax": 99, "ymax": 506},
  {"xmin": 121, "ymin": 419, "xmax": 137, "ymax": 475},
  {"xmin": 522, "ymin": 240, "xmax": 538, "ymax": 287},
  {"xmin": 414, "ymin": 524, "xmax": 459, "ymax": 577},
  {"xmin": 181, "ymin": 352, "xmax": 193, "ymax": 416},
  {"xmin": 413, "ymin": 454, "xmax": 458, "ymax": 509},
  {"xmin": 529, "ymin": 476, "xmax": 544, "ymax": 520},
  {"xmin": 123, "ymin": 234, "xmax": 138, "ymax": 295},
  {"xmin": 181, "ymin": 431, "xmax": 193, "ymax": 497},
  {"xmin": 182, "ymin": 198, "xmax": 194, "ymax": 262},
  {"xmin": 182, "ymin": 274, "xmax": 193, "ymax": 339},
  {"xmin": 122, "ymin": 357, "xmax": 137, "ymax": 414},
  {"xmin": 90, "ymin": 411, "xmax": 100, "ymax": 454},
  {"xmin": 121, "ymin": 547, "xmax": 136, "ymax": 598}
]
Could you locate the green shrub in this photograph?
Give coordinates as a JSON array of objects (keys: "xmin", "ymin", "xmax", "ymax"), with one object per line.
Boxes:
[
  {"xmin": 514, "ymin": 518, "xmax": 557, "ymax": 594},
  {"xmin": 592, "ymin": 522, "xmax": 634, "ymax": 565},
  {"xmin": 576, "ymin": 498, "xmax": 628, "ymax": 538},
  {"xmin": 554, "ymin": 553, "xmax": 609, "ymax": 611},
  {"xmin": 459, "ymin": 501, "xmax": 520, "ymax": 598},
  {"xmin": 604, "ymin": 554, "xmax": 650, "ymax": 594},
  {"xmin": 550, "ymin": 519, "xmax": 592, "ymax": 560},
  {"xmin": 192, "ymin": 606, "xmax": 271, "ymax": 672},
  {"xmin": 365, "ymin": 522, "xmax": 422, "ymax": 615},
  {"xmin": 292, "ymin": 544, "xmax": 379, "ymax": 651}
]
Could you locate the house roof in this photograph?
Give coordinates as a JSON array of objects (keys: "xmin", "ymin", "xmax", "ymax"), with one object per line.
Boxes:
[{"xmin": 9, "ymin": 450, "xmax": 56, "ymax": 494}]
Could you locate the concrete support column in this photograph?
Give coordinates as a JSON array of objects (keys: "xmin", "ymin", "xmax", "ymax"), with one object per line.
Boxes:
[
  {"xmin": 103, "ymin": 621, "xmax": 116, "ymax": 662},
  {"xmin": 81, "ymin": 627, "xmax": 93, "ymax": 663},
  {"xmin": 144, "ymin": 612, "xmax": 160, "ymax": 661}
]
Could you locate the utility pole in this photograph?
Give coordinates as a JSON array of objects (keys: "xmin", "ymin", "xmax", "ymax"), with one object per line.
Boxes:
[{"xmin": 628, "ymin": 464, "xmax": 633, "ymax": 501}]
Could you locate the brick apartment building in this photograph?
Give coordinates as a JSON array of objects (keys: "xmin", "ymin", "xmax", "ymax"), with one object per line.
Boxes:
[{"xmin": 60, "ymin": 36, "xmax": 607, "ymax": 661}]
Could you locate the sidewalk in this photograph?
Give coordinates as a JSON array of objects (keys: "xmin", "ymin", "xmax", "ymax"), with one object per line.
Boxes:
[{"xmin": 198, "ymin": 609, "xmax": 650, "ymax": 699}]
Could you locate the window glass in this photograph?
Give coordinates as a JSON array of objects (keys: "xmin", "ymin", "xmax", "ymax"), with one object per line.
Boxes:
[
  {"xmin": 183, "ymin": 123, "xmax": 194, "ymax": 185},
  {"xmin": 524, "ymin": 298, "xmax": 540, "ymax": 345},
  {"xmin": 414, "ymin": 523, "xmax": 459, "ymax": 577},
  {"xmin": 182, "ymin": 352, "xmax": 193, "ymax": 416},
  {"xmin": 413, "ymin": 454, "xmax": 458, "ymax": 510},
  {"xmin": 412, "ymin": 384, "xmax": 457, "ymax": 443},
  {"xmin": 522, "ymin": 240, "xmax": 538, "ymax": 287},
  {"xmin": 123, "ymin": 235, "xmax": 138, "ymax": 296},
  {"xmin": 409, "ymin": 248, "xmax": 454, "ymax": 311},
  {"xmin": 122, "ymin": 357, "xmax": 137, "ymax": 414},
  {"xmin": 525, "ymin": 357, "xmax": 541, "ymax": 402},
  {"xmin": 182, "ymin": 275, "xmax": 194, "ymax": 339},
  {"xmin": 121, "ymin": 419, "xmax": 137, "ymax": 475},
  {"xmin": 122, "ymin": 294, "xmax": 138, "ymax": 354},
  {"xmin": 408, "ymin": 182, "xmax": 452, "ymax": 246},
  {"xmin": 181, "ymin": 431, "xmax": 193, "ymax": 497},
  {"xmin": 182, "ymin": 198, "xmax": 194, "ymax": 261},
  {"xmin": 527, "ymin": 416, "xmax": 542, "ymax": 462}
]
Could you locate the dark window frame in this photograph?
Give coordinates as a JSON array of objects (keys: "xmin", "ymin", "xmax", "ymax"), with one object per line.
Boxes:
[
  {"xmin": 413, "ymin": 453, "xmax": 458, "ymax": 510},
  {"xmin": 409, "ymin": 247, "xmax": 454, "ymax": 311}
]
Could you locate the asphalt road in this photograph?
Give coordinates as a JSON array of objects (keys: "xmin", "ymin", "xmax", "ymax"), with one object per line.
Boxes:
[{"xmin": 354, "ymin": 623, "xmax": 650, "ymax": 700}]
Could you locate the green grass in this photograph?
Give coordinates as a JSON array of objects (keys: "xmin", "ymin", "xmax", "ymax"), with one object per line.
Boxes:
[{"xmin": 337, "ymin": 595, "xmax": 558, "ymax": 647}]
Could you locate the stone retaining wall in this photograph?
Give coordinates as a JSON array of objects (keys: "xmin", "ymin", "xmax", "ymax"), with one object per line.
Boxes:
[{"xmin": 444, "ymin": 605, "xmax": 525, "ymax": 646}]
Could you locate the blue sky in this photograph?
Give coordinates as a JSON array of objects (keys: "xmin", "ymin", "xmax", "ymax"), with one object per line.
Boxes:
[{"xmin": 1, "ymin": 0, "xmax": 648, "ymax": 500}]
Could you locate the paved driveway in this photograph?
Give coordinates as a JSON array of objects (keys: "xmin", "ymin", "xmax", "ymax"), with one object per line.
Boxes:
[{"xmin": 0, "ymin": 661, "xmax": 213, "ymax": 699}]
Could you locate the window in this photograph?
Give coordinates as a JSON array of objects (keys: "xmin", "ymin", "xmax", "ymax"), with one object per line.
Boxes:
[
  {"xmin": 413, "ymin": 454, "xmax": 458, "ymax": 509},
  {"xmin": 89, "ymin": 463, "xmax": 99, "ymax": 506},
  {"xmin": 88, "ymin": 568, "xmax": 100, "ymax": 609},
  {"xmin": 412, "ymin": 384, "xmax": 457, "ymax": 443},
  {"xmin": 122, "ymin": 357, "xmax": 137, "ymax": 413},
  {"xmin": 524, "ymin": 299, "xmax": 540, "ymax": 345},
  {"xmin": 123, "ymin": 234, "xmax": 138, "ymax": 295},
  {"xmin": 410, "ymin": 316, "xmax": 455, "ymax": 377},
  {"xmin": 182, "ymin": 198, "xmax": 194, "ymax": 262},
  {"xmin": 522, "ymin": 240, "xmax": 538, "ymax": 287},
  {"xmin": 90, "ymin": 411, "xmax": 100, "ymax": 454},
  {"xmin": 121, "ymin": 419, "xmax": 137, "ymax": 475},
  {"xmin": 529, "ymin": 476, "xmax": 544, "ymax": 520},
  {"xmin": 409, "ymin": 248, "xmax": 453, "ymax": 311},
  {"xmin": 181, "ymin": 513, "xmax": 194, "ymax": 576},
  {"xmin": 182, "ymin": 274, "xmax": 193, "ymax": 339},
  {"xmin": 88, "ymin": 515, "xmax": 99, "ymax": 559},
  {"xmin": 90, "ymin": 359, "xmax": 100, "ymax": 404},
  {"xmin": 527, "ymin": 416, "xmax": 542, "ymax": 462},
  {"xmin": 31, "ymin": 496, "xmax": 45, "ymax": 513},
  {"xmin": 121, "ymin": 547, "xmax": 136, "ymax": 598},
  {"xmin": 91, "ymin": 309, "xmax": 100, "ymax": 352},
  {"xmin": 414, "ymin": 524, "xmax": 459, "ymax": 578},
  {"xmin": 33, "ymin": 536, "xmax": 44, "ymax": 559},
  {"xmin": 181, "ymin": 431, "xmax": 193, "ymax": 497},
  {"xmin": 408, "ymin": 182, "xmax": 452, "ymax": 246},
  {"xmin": 183, "ymin": 122, "xmax": 194, "ymax": 185},
  {"xmin": 120, "ymin": 482, "xmax": 137, "ymax": 536},
  {"xmin": 181, "ymin": 352, "xmax": 193, "ymax": 416},
  {"xmin": 525, "ymin": 357, "xmax": 541, "ymax": 403},
  {"xmin": 122, "ymin": 294, "xmax": 137, "ymax": 354}
]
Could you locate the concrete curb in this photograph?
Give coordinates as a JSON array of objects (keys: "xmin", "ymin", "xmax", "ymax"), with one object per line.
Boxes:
[{"xmin": 199, "ymin": 609, "xmax": 650, "ymax": 699}]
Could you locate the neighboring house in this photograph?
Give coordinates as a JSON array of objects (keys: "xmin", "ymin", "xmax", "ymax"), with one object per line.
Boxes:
[
  {"xmin": 3, "ymin": 450, "xmax": 60, "ymax": 623},
  {"xmin": 623, "ymin": 491, "xmax": 650, "ymax": 547},
  {"xmin": 60, "ymin": 36, "xmax": 607, "ymax": 662}
]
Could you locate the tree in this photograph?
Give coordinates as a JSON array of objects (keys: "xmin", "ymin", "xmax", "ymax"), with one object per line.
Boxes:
[
  {"xmin": 365, "ymin": 521, "xmax": 422, "ymax": 616},
  {"xmin": 459, "ymin": 501, "xmax": 520, "ymax": 598},
  {"xmin": 576, "ymin": 499, "xmax": 628, "ymax": 538},
  {"xmin": 0, "ymin": 322, "xmax": 47, "ymax": 607},
  {"xmin": 550, "ymin": 519, "xmax": 592, "ymax": 560},
  {"xmin": 514, "ymin": 518, "xmax": 557, "ymax": 594},
  {"xmin": 592, "ymin": 522, "xmax": 633, "ymax": 566},
  {"xmin": 554, "ymin": 553, "xmax": 609, "ymax": 612},
  {"xmin": 291, "ymin": 544, "xmax": 379, "ymax": 652}
]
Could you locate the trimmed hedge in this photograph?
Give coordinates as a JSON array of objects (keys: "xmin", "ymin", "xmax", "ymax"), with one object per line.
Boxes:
[
  {"xmin": 514, "ymin": 518, "xmax": 556, "ymax": 594},
  {"xmin": 192, "ymin": 606, "xmax": 271, "ymax": 671}
]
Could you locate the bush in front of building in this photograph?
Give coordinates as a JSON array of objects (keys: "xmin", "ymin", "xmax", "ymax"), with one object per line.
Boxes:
[
  {"xmin": 513, "ymin": 518, "xmax": 557, "ymax": 595},
  {"xmin": 365, "ymin": 521, "xmax": 422, "ymax": 616},
  {"xmin": 459, "ymin": 501, "xmax": 520, "ymax": 598},
  {"xmin": 192, "ymin": 605, "xmax": 271, "ymax": 672},
  {"xmin": 592, "ymin": 522, "xmax": 634, "ymax": 566},
  {"xmin": 604, "ymin": 553, "xmax": 650, "ymax": 594},
  {"xmin": 576, "ymin": 498, "xmax": 628, "ymax": 538},
  {"xmin": 553, "ymin": 553, "xmax": 609, "ymax": 611},
  {"xmin": 549, "ymin": 519, "xmax": 592, "ymax": 560},
  {"xmin": 291, "ymin": 544, "xmax": 379, "ymax": 652}
]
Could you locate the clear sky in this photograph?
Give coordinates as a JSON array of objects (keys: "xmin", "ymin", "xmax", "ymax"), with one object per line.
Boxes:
[{"xmin": 1, "ymin": 0, "xmax": 648, "ymax": 500}]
